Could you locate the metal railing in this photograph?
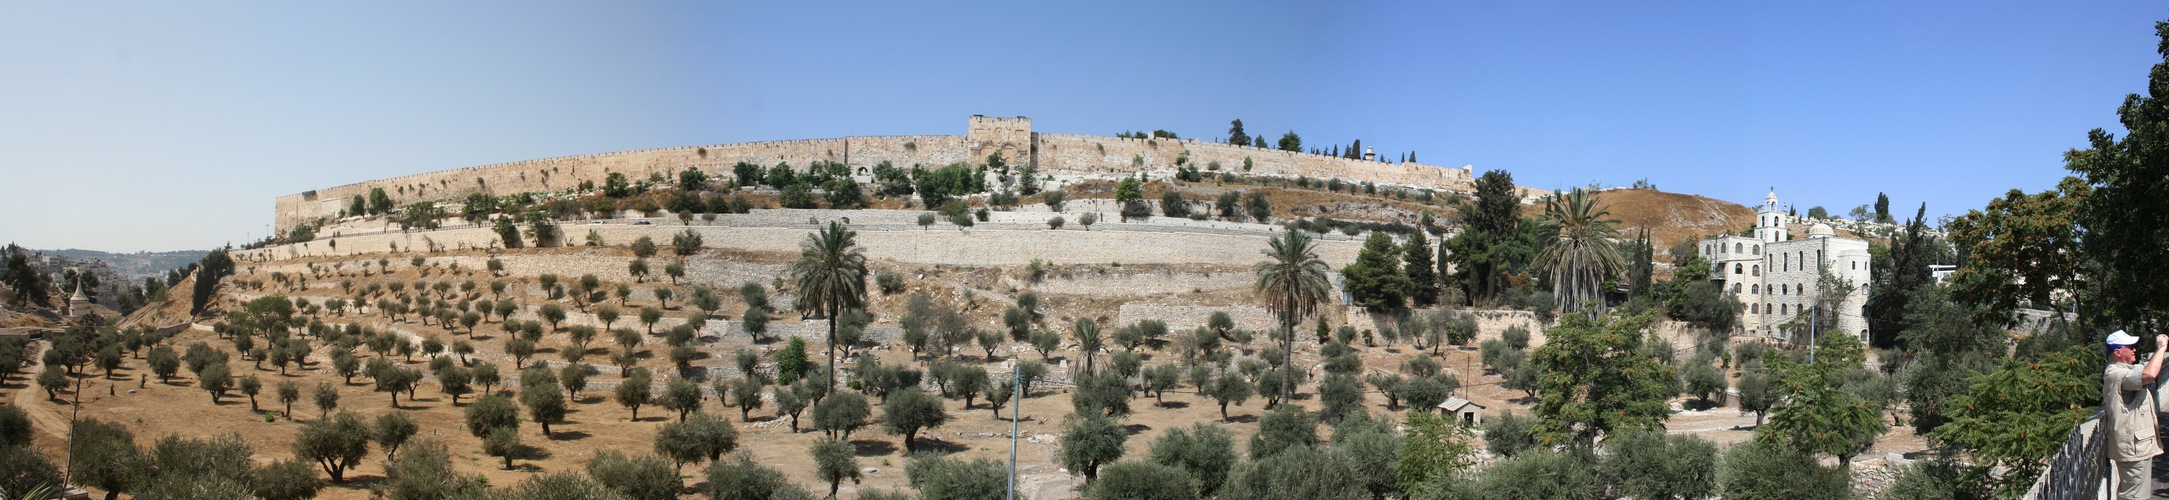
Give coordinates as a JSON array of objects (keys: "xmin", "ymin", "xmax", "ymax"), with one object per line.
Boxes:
[{"xmin": 2025, "ymin": 411, "xmax": 2106, "ymax": 499}]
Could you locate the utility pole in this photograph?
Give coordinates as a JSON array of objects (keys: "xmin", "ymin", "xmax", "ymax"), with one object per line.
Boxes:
[{"xmin": 1008, "ymin": 366, "xmax": 1021, "ymax": 500}]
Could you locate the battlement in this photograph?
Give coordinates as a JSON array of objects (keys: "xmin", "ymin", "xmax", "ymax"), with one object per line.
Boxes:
[{"xmin": 966, "ymin": 115, "xmax": 1032, "ymax": 137}]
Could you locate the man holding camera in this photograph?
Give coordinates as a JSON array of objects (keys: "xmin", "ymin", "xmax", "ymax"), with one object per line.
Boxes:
[{"xmin": 2105, "ymin": 329, "xmax": 2166, "ymax": 499}]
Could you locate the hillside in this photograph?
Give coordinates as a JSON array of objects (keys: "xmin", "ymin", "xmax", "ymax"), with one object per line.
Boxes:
[
  {"xmin": 1596, "ymin": 188, "xmax": 1755, "ymax": 257},
  {"xmin": 39, "ymin": 248, "xmax": 207, "ymax": 282},
  {"xmin": 4, "ymin": 177, "xmax": 1913, "ymax": 500}
]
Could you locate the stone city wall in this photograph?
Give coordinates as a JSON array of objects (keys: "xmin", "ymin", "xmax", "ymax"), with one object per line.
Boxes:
[
  {"xmin": 1030, "ymin": 133, "xmax": 1473, "ymax": 193},
  {"xmin": 275, "ymin": 135, "xmax": 971, "ymax": 232},
  {"xmin": 278, "ymin": 116, "xmax": 1477, "ymax": 233}
]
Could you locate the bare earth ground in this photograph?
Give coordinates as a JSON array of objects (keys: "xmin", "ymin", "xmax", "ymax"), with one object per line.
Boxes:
[
  {"xmin": 3, "ymin": 318, "xmax": 1934, "ymax": 499},
  {"xmin": 1, "ymin": 189, "xmax": 1940, "ymax": 499}
]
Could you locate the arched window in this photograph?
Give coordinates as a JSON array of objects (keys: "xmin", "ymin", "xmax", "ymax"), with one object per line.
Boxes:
[
  {"xmin": 1751, "ymin": 303, "xmax": 1759, "ymax": 314},
  {"xmin": 1753, "ymin": 245, "xmax": 1761, "ymax": 255},
  {"xmin": 1732, "ymin": 283, "xmax": 1742, "ymax": 293},
  {"xmin": 1751, "ymin": 284, "xmax": 1759, "ymax": 294},
  {"xmin": 1783, "ymin": 253, "xmax": 1789, "ymax": 271},
  {"xmin": 1781, "ymin": 304, "xmax": 1789, "ymax": 314},
  {"xmin": 1751, "ymin": 265, "xmax": 1760, "ymax": 277},
  {"xmin": 1734, "ymin": 264, "xmax": 1743, "ymax": 275},
  {"xmin": 1735, "ymin": 243, "xmax": 1743, "ymax": 253}
]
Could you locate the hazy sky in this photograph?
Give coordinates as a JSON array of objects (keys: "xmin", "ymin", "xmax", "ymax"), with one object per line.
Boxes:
[{"xmin": 2, "ymin": 1, "xmax": 2163, "ymax": 252}]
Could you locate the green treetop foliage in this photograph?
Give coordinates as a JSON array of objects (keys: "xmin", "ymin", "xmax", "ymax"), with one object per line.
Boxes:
[
  {"xmin": 1394, "ymin": 410, "xmax": 1479, "ymax": 495},
  {"xmin": 1897, "ymin": 286, "xmax": 2011, "ymax": 435},
  {"xmin": 1115, "ymin": 176, "xmax": 1144, "ymax": 205},
  {"xmin": 1059, "ymin": 411, "xmax": 1129, "ymax": 482},
  {"xmin": 190, "ymin": 248, "xmax": 235, "ymax": 315},
  {"xmin": 1717, "ymin": 440, "xmax": 1851, "ymax": 500},
  {"xmin": 1758, "ymin": 333, "xmax": 1887, "ymax": 466},
  {"xmin": 1403, "ymin": 229, "xmax": 1440, "ymax": 307},
  {"xmin": 1147, "ymin": 423, "xmax": 1238, "ymax": 497},
  {"xmin": 1535, "ymin": 188, "xmax": 1625, "ymax": 313},
  {"xmin": 3, "ymin": 247, "xmax": 50, "ymax": 307},
  {"xmin": 1342, "ymin": 232, "xmax": 1413, "ymax": 309},
  {"xmin": 1530, "ymin": 311, "xmax": 1676, "ymax": 446},
  {"xmin": 1944, "ymin": 178, "xmax": 2087, "ymax": 327},
  {"xmin": 905, "ymin": 454, "xmax": 1006, "ymax": 500},
  {"xmin": 295, "ymin": 412, "xmax": 373, "ymax": 482},
  {"xmin": 1226, "ymin": 119, "xmax": 1249, "ymax": 146},
  {"xmin": 732, "ymin": 161, "xmax": 764, "ymax": 187},
  {"xmin": 1929, "ymin": 345, "xmax": 2099, "ymax": 496},
  {"xmin": 1082, "ymin": 461, "xmax": 1197, "ymax": 500},
  {"xmin": 915, "ymin": 162, "xmax": 983, "ymax": 208},
  {"xmin": 1278, "ymin": 131, "xmax": 1302, "ymax": 152},
  {"xmin": 395, "ymin": 201, "xmax": 444, "ymax": 231},
  {"xmin": 678, "ymin": 167, "xmax": 708, "ymax": 191},
  {"xmin": 492, "ymin": 216, "xmax": 523, "ymax": 249},
  {"xmin": 2062, "ymin": 22, "xmax": 2169, "ymax": 335},
  {"xmin": 1868, "ymin": 204, "xmax": 1946, "ymax": 345},
  {"xmin": 1875, "ymin": 192, "xmax": 1892, "ymax": 223},
  {"xmin": 1444, "ymin": 170, "xmax": 1533, "ymax": 306},
  {"xmin": 367, "ymin": 187, "xmax": 394, "ymax": 215},
  {"xmin": 602, "ymin": 172, "xmax": 633, "ymax": 197}
]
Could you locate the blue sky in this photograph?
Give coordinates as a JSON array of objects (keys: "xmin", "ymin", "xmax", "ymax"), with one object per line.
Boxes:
[{"xmin": 1, "ymin": 1, "xmax": 2162, "ymax": 252}]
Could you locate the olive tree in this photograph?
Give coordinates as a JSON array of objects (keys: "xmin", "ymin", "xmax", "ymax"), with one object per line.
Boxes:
[
  {"xmin": 294, "ymin": 411, "xmax": 373, "ymax": 482},
  {"xmin": 1059, "ymin": 411, "xmax": 1129, "ymax": 482},
  {"xmin": 883, "ymin": 388, "xmax": 949, "ymax": 453}
]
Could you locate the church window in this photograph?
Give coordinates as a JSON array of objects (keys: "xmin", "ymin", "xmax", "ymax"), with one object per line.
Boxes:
[
  {"xmin": 1782, "ymin": 304, "xmax": 1789, "ymax": 314},
  {"xmin": 1751, "ymin": 284, "xmax": 1759, "ymax": 294},
  {"xmin": 1752, "ymin": 303, "xmax": 1759, "ymax": 313},
  {"xmin": 1753, "ymin": 245, "xmax": 1760, "ymax": 255},
  {"xmin": 1734, "ymin": 243, "xmax": 1742, "ymax": 253},
  {"xmin": 1734, "ymin": 264, "xmax": 1743, "ymax": 275},
  {"xmin": 1751, "ymin": 265, "xmax": 1760, "ymax": 277}
]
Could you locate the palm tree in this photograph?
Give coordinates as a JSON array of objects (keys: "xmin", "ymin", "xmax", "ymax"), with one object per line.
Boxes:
[
  {"xmin": 1534, "ymin": 188, "xmax": 1625, "ymax": 315},
  {"xmin": 791, "ymin": 222, "xmax": 869, "ymax": 393},
  {"xmin": 1253, "ymin": 229, "xmax": 1333, "ymax": 403}
]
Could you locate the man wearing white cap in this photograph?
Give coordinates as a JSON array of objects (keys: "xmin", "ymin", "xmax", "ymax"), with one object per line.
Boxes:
[{"xmin": 2105, "ymin": 329, "xmax": 2166, "ymax": 499}]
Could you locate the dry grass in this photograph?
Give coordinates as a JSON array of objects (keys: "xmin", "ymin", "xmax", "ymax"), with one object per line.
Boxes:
[{"xmin": 7, "ymin": 184, "xmax": 1831, "ymax": 499}]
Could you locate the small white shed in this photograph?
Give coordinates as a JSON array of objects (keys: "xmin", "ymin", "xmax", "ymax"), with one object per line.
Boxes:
[{"xmin": 1438, "ymin": 397, "xmax": 1486, "ymax": 426}]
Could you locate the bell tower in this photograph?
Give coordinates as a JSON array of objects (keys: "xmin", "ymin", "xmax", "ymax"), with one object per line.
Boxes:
[{"xmin": 1755, "ymin": 188, "xmax": 1788, "ymax": 243}]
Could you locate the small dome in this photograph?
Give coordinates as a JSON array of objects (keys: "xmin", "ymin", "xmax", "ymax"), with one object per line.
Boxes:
[{"xmin": 1809, "ymin": 223, "xmax": 1835, "ymax": 237}]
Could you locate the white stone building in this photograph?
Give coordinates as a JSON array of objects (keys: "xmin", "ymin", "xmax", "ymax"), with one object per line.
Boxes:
[{"xmin": 1698, "ymin": 190, "xmax": 1873, "ymax": 343}]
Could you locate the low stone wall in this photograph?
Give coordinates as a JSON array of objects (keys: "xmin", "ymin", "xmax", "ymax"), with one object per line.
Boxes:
[{"xmin": 240, "ymin": 209, "xmax": 1365, "ymax": 269}]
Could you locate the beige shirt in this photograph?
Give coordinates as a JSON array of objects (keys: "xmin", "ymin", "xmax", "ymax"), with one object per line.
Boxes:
[{"xmin": 2105, "ymin": 362, "xmax": 2162, "ymax": 462}]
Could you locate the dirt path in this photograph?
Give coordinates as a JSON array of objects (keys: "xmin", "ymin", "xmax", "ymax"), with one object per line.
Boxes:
[{"xmin": 15, "ymin": 350, "xmax": 76, "ymax": 441}]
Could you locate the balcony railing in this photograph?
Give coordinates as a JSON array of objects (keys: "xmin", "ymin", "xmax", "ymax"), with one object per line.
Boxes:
[{"xmin": 2025, "ymin": 411, "xmax": 2106, "ymax": 500}]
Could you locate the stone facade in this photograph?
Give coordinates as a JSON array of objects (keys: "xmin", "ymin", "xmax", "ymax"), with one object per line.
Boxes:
[
  {"xmin": 1698, "ymin": 190, "xmax": 1872, "ymax": 343},
  {"xmin": 275, "ymin": 115, "xmax": 1475, "ymax": 232}
]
